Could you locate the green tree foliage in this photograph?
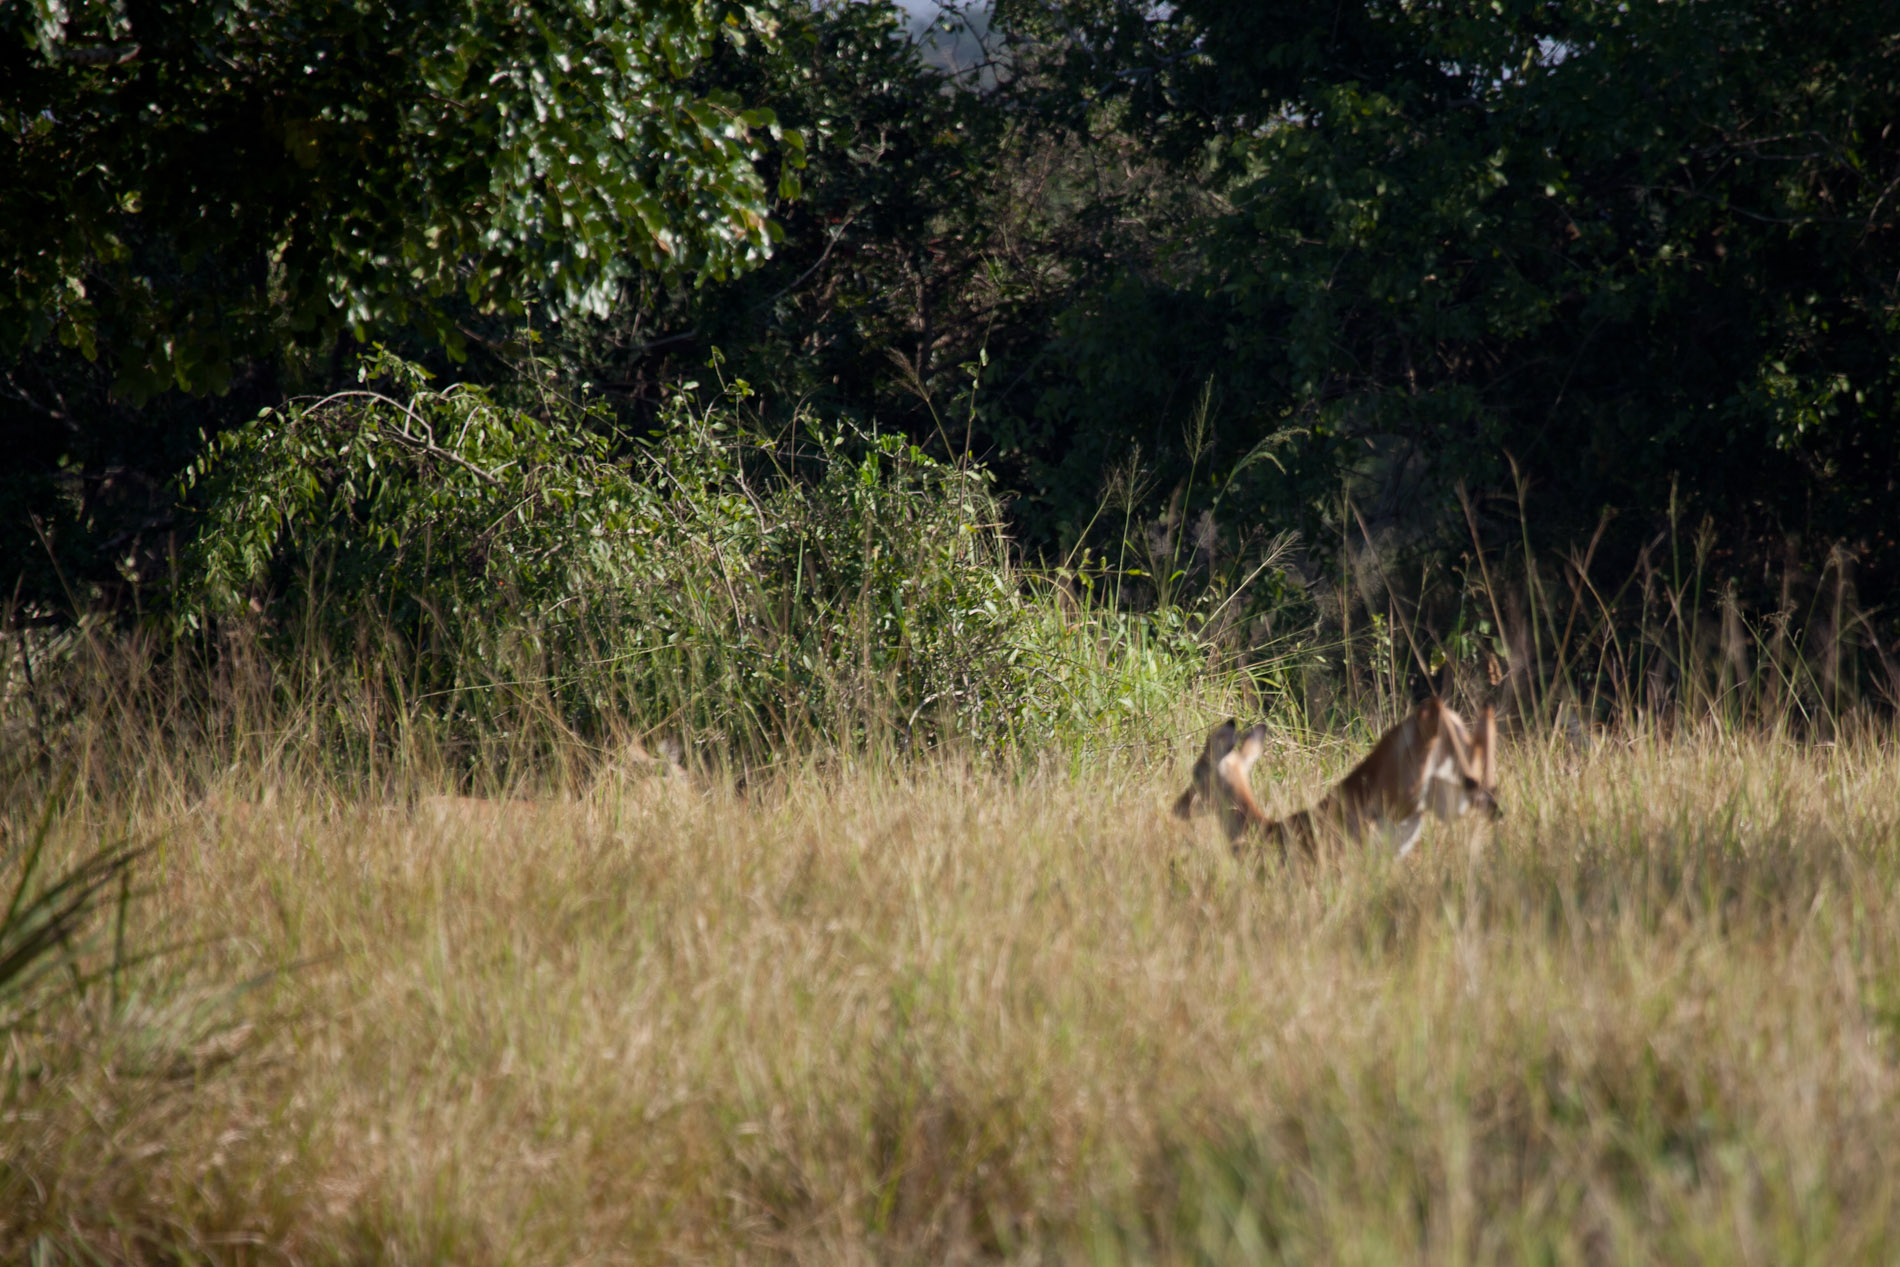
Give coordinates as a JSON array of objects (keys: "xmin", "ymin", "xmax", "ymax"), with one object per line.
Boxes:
[
  {"xmin": 11, "ymin": 0, "xmax": 1900, "ymax": 666},
  {"xmin": 0, "ymin": 0, "xmax": 805, "ymax": 619},
  {"xmin": 1006, "ymin": 0, "xmax": 1900, "ymax": 600},
  {"xmin": 557, "ymin": 0, "xmax": 1202, "ymax": 549},
  {"xmin": 557, "ymin": 2, "xmax": 1007, "ymax": 417},
  {"xmin": 1, "ymin": 0, "xmax": 801, "ymax": 402}
]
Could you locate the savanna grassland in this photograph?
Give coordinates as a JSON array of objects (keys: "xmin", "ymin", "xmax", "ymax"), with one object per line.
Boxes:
[
  {"xmin": 9, "ymin": 713, "xmax": 1900, "ymax": 1264},
  {"xmin": 11, "ymin": 0, "xmax": 1900, "ymax": 1261}
]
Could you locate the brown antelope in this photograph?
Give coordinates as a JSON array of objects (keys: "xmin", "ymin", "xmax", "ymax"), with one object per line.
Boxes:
[{"xmin": 1173, "ymin": 699, "xmax": 1500, "ymax": 859}]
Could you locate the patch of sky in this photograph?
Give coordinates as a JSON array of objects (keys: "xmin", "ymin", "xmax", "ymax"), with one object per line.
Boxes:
[{"xmin": 890, "ymin": 0, "xmax": 1000, "ymax": 85}]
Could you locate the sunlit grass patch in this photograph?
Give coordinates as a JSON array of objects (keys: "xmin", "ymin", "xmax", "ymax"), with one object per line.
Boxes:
[{"xmin": 7, "ymin": 723, "xmax": 1900, "ymax": 1262}]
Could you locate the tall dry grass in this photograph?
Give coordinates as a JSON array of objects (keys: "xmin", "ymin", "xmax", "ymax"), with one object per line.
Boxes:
[{"xmin": 7, "ymin": 710, "xmax": 1900, "ymax": 1263}]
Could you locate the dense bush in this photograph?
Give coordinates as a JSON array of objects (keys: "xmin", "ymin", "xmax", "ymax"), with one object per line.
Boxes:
[{"xmin": 180, "ymin": 350, "xmax": 1201, "ymax": 764}]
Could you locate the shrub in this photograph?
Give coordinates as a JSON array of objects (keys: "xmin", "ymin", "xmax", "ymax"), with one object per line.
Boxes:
[{"xmin": 179, "ymin": 350, "xmax": 1202, "ymax": 768}]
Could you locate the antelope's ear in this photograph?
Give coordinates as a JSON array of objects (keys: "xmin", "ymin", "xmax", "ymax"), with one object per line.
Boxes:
[
  {"xmin": 1204, "ymin": 719, "xmax": 1238, "ymax": 764},
  {"xmin": 1477, "ymin": 706, "xmax": 1498, "ymax": 789}
]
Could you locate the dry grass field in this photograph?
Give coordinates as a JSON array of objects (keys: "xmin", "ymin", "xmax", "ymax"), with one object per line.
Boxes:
[{"xmin": 9, "ymin": 719, "xmax": 1900, "ymax": 1263}]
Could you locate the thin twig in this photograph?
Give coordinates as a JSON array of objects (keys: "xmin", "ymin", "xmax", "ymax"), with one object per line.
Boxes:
[{"xmin": 302, "ymin": 390, "xmax": 506, "ymax": 488}]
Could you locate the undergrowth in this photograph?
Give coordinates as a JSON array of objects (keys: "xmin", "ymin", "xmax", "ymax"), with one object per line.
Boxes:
[{"xmin": 155, "ymin": 348, "xmax": 1211, "ymax": 782}]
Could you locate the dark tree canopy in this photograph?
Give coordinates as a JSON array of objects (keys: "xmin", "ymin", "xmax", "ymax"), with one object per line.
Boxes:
[
  {"xmin": 2, "ymin": 0, "xmax": 800, "ymax": 400},
  {"xmin": 5, "ymin": 0, "xmax": 1900, "ymax": 633},
  {"xmin": 1007, "ymin": 0, "xmax": 1900, "ymax": 597}
]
